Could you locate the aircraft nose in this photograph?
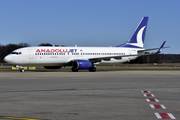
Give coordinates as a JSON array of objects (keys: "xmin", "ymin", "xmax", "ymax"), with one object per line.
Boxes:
[{"xmin": 4, "ymin": 55, "xmax": 12, "ymax": 63}]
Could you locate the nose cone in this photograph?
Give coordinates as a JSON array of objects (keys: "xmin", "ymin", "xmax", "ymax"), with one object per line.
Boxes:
[{"xmin": 4, "ymin": 55, "xmax": 12, "ymax": 63}]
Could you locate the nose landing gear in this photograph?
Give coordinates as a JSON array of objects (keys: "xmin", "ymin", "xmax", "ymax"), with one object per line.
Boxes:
[
  {"xmin": 15, "ymin": 65, "xmax": 25, "ymax": 72},
  {"xmin": 20, "ymin": 69, "xmax": 25, "ymax": 72}
]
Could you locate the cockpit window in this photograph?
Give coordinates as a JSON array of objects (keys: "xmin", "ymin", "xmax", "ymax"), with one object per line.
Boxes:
[
  {"xmin": 11, "ymin": 52, "xmax": 22, "ymax": 55},
  {"xmin": 11, "ymin": 52, "xmax": 16, "ymax": 54}
]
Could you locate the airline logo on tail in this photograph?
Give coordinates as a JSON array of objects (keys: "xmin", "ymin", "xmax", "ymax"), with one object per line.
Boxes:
[
  {"xmin": 127, "ymin": 26, "xmax": 146, "ymax": 48},
  {"xmin": 117, "ymin": 17, "xmax": 148, "ymax": 48}
]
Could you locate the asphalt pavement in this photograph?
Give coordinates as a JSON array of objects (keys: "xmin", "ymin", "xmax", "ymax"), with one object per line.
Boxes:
[{"xmin": 0, "ymin": 70, "xmax": 179, "ymax": 120}]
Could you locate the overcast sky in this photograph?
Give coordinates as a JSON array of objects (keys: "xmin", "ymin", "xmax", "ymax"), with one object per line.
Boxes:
[{"xmin": 0, "ymin": 0, "xmax": 179, "ymax": 54}]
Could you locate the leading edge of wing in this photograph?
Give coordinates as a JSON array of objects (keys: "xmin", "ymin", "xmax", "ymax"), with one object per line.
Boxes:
[{"xmin": 138, "ymin": 46, "xmax": 171, "ymax": 52}]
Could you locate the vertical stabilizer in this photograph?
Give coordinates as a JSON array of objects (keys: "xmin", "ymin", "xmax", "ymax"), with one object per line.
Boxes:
[{"xmin": 117, "ymin": 17, "xmax": 148, "ymax": 48}]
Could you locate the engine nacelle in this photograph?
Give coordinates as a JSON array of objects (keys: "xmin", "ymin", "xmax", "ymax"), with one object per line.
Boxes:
[
  {"xmin": 44, "ymin": 66, "xmax": 62, "ymax": 69},
  {"xmin": 72, "ymin": 60, "xmax": 92, "ymax": 69}
]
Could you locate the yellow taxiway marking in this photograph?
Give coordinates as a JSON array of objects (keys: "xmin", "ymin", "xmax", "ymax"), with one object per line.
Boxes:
[{"xmin": 0, "ymin": 116, "xmax": 44, "ymax": 120}]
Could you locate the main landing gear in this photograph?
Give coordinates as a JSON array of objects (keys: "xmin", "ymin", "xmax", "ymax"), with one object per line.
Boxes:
[
  {"xmin": 71, "ymin": 67, "xmax": 78, "ymax": 72},
  {"xmin": 89, "ymin": 66, "xmax": 96, "ymax": 72}
]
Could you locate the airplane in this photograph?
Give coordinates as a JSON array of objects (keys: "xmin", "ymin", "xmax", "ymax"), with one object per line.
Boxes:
[{"xmin": 4, "ymin": 17, "xmax": 170, "ymax": 72}]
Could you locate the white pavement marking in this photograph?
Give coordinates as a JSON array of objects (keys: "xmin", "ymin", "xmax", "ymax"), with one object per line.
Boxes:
[
  {"xmin": 141, "ymin": 90, "xmax": 151, "ymax": 93},
  {"xmin": 144, "ymin": 94, "xmax": 155, "ymax": 97},
  {"xmin": 150, "ymin": 104, "xmax": 166, "ymax": 109},
  {"xmin": 146, "ymin": 98, "xmax": 159, "ymax": 102},
  {"xmin": 155, "ymin": 113, "xmax": 176, "ymax": 119}
]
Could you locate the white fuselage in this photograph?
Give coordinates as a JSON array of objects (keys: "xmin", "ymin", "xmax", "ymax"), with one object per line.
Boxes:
[{"xmin": 4, "ymin": 46, "xmax": 142, "ymax": 66}]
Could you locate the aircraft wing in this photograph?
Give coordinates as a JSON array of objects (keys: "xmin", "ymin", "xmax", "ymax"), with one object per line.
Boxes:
[
  {"xmin": 138, "ymin": 41, "xmax": 171, "ymax": 53},
  {"xmin": 88, "ymin": 52, "xmax": 149, "ymax": 63},
  {"xmin": 138, "ymin": 46, "xmax": 171, "ymax": 52},
  {"xmin": 89, "ymin": 41, "xmax": 169, "ymax": 63}
]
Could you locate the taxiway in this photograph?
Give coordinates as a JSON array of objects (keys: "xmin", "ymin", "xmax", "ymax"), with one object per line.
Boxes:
[{"xmin": 0, "ymin": 70, "xmax": 179, "ymax": 120}]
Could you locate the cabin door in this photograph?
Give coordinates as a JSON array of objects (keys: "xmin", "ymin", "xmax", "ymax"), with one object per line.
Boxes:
[{"xmin": 28, "ymin": 49, "xmax": 34, "ymax": 59}]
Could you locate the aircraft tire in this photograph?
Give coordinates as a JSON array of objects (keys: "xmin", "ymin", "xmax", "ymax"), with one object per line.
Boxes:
[
  {"xmin": 89, "ymin": 67, "xmax": 96, "ymax": 72},
  {"xmin": 20, "ymin": 69, "xmax": 25, "ymax": 72},
  {"xmin": 71, "ymin": 68, "xmax": 78, "ymax": 72}
]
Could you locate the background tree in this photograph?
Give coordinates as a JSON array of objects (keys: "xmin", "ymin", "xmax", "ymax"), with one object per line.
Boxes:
[{"xmin": 38, "ymin": 43, "xmax": 53, "ymax": 46}]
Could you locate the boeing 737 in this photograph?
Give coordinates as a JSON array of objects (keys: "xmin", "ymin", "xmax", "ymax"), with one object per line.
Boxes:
[{"xmin": 4, "ymin": 17, "xmax": 170, "ymax": 72}]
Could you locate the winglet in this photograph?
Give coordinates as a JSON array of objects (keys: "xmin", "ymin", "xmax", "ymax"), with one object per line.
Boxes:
[{"xmin": 156, "ymin": 41, "xmax": 166, "ymax": 54}]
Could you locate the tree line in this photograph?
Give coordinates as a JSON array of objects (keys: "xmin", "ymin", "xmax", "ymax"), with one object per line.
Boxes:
[
  {"xmin": 129, "ymin": 54, "xmax": 180, "ymax": 63},
  {"xmin": 0, "ymin": 43, "xmax": 180, "ymax": 63}
]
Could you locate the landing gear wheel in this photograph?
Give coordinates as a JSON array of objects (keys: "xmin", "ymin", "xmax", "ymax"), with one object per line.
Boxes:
[
  {"xmin": 20, "ymin": 69, "xmax": 25, "ymax": 72},
  {"xmin": 71, "ymin": 68, "xmax": 78, "ymax": 72},
  {"xmin": 89, "ymin": 67, "xmax": 96, "ymax": 72}
]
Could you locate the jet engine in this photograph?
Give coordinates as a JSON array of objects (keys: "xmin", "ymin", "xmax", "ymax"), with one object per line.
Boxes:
[{"xmin": 72, "ymin": 60, "xmax": 92, "ymax": 70}]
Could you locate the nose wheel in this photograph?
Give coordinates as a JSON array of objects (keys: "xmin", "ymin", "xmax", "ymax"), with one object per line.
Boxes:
[
  {"xmin": 20, "ymin": 69, "xmax": 25, "ymax": 72},
  {"xmin": 15, "ymin": 65, "xmax": 25, "ymax": 72}
]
